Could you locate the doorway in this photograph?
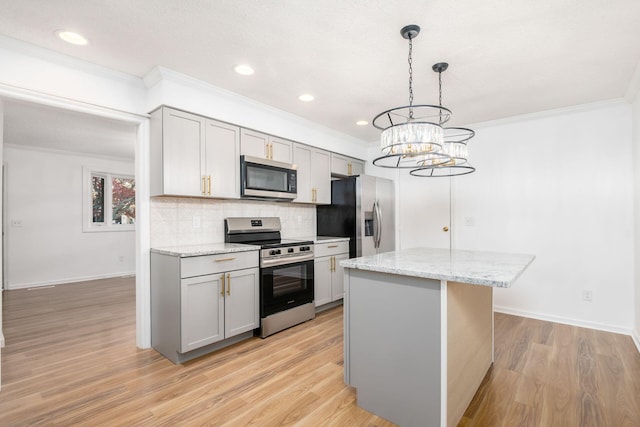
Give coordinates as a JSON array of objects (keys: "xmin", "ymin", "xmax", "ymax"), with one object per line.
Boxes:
[{"xmin": 0, "ymin": 90, "xmax": 150, "ymax": 349}]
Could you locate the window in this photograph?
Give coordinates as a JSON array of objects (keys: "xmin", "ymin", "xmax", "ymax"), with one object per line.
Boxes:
[{"xmin": 84, "ymin": 167, "xmax": 135, "ymax": 232}]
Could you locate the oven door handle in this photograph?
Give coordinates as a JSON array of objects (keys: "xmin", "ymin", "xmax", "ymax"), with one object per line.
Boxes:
[{"xmin": 260, "ymin": 252, "xmax": 315, "ymax": 268}]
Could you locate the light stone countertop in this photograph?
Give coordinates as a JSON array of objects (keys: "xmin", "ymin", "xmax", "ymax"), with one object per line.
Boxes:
[
  {"xmin": 340, "ymin": 247, "xmax": 535, "ymax": 288},
  {"xmin": 151, "ymin": 243, "xmax": 260, "ymax": 257}
]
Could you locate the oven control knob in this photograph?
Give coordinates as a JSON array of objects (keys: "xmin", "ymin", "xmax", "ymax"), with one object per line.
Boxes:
[
  {"xmin": 269, "ymin": 250, "xmax": 277, "ymax": 255},
  {"xmin": 288, "ymin": 248, "xmax": 294, "ymax": 253}
]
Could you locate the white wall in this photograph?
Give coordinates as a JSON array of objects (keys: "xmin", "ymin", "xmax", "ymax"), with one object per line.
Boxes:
[
  {"xmin": 4, "ymin": 145, "xmax": 135, "ymax": 289},
  {"xmin": 453, "ymin": 101, "xmax": 634, "ymax": 332},
  {"xmin": 633, "ymin": 93, "xmax": 640, "ymax": 345}
]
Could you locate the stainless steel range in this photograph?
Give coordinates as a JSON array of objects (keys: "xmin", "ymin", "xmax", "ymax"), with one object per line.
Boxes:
[{"xmin": 225, "ymin": 217, "xmax": 315, "ymax": 338}]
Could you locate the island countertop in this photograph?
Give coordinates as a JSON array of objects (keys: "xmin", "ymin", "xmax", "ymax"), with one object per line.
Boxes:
[{"xmin": 340, "ymin": 247, "xmax": 535, "ymax": 288}]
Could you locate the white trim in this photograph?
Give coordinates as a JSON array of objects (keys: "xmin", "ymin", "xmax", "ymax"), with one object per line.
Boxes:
[
  {"xmin": 4, "ymin": 142, "xmax": 135, "ymax": 163},
  {"xmin": 82, "ymin": 167, "xmax": 135, "ymax": 233},
  {"xmin": 494, "ymin": 305, "xmax": 633, "ymax": 336},
  {"xmin": 0, "ymin": 34, "xmax": 143, "ymax": 88},
  {"xmin": 0, "ymin": 84, "xmax": 151, "ymax": 349},
  {"xmin": 624, "ymin": 60, "xmax": 640, "ymax": 102},
  {"xmin": 144, "ymin": 66, "xmax": 370, "ymax": 151},
  {"xmin": 633, "ymin": 330, "xmax": 640, "ymax": 354},
  {"xmin": 7, "ymin": 271, "xmax": 136, "ymax": 290},
  {"xmin": 466, "ymin": 98, "xmax": 628, "ymax": 130}
]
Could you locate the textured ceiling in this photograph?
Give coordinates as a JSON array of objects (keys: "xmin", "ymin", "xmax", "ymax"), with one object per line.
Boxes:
[{"xmin": 1, "ymin": 0, "xmax": 640, "ymax": 153}]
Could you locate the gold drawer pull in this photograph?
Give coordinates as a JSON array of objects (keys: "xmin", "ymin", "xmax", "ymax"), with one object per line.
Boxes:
[
  {"xmin": 328, "ymin": 245, "xmax": 338, "ymax": 248},
  {"xmin": 214, "ymin": 257, "xmax": 236, "ymax": 262}
]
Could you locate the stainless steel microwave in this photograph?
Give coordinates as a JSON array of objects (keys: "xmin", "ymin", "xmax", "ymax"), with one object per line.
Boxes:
[{"xmin": 240, "ymin": 155, "xmax": 297, "ymax": 200}]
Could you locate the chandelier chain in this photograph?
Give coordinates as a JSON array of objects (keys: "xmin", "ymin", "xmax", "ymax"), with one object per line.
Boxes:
[
  {"xmin": 438, "ymin": 70, "xmax": 443, "ymax": 124},
  {"xmin": 408, "ymin": 36, "xmax": 414, "ymax": 119}
]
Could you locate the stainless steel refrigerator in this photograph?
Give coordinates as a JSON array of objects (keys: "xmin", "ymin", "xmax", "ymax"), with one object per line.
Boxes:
[{"xmin": 316, "ymin": 175, "xmax": 395, "ymax": 258}]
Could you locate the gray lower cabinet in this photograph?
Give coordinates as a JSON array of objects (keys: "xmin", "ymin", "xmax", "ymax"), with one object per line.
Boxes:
[
  {"xmin": 314, "ymin": 241, "xmax": 349, "ymax": 307},
  {"xmin": 151, "ymin": 250, "xmax": 259, "ymax": 364}
]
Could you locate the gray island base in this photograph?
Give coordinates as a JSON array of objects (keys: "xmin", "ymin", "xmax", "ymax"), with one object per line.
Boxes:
[{"xmin": 341, "ymin": 248, "xmax": 535, "ymax": 427}]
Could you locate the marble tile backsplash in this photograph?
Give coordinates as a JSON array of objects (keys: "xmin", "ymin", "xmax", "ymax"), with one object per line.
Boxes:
[{"xmin": 150, "ymin": 197, "xmax": 317, "ymax": 247}]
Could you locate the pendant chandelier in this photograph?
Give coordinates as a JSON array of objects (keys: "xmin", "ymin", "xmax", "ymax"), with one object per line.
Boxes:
[{"xmin": 372, "ymin": 25, "xmax": 476, "ymax": 177}]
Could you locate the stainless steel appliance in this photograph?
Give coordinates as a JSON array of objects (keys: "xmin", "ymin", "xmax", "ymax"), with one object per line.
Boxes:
[
  {"xmin": 316, "ymin": 175, "xmax": 395, "ymax": 258},
  {"xmin": 240, "ymin": 155, "xmax": 298, "ymax": 200},
  {"xmin": 225, "ymin": 217, "xmax": 315, "ymax": 338}
]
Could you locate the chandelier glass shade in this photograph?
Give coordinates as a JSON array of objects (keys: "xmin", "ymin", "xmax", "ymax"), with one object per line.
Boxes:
[{"xmin": 372, "ymin": 25, "xmax": 476, "ymax": 177}]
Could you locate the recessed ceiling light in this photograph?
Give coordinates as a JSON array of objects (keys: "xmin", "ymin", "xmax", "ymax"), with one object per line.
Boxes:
[
  {"xmin": 55, "ymin": 30, "xmax": 89, "ymax": 46},
  {"xmin": 356, "ymin": 120, "xmax": 369, "ymax": 126},
  {"xmin": 234, "ymin": 64, "xmax": 255, "ymax": 76},
  {"xmin": 298, "ymin": 94, "xmax": 315, "ymax": 102}
]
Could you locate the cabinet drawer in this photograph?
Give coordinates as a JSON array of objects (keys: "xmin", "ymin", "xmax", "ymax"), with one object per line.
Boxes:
[
  {"xmin": 315, "ymin": 241, "xmax": 349, "ymax": 258},
  {"xmin": 181, "ymin": 251, "xmax": 258, "ymax": 278}
]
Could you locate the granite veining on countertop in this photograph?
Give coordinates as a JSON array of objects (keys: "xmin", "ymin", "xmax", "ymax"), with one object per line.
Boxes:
[
  {"xmin": 151, "ymin": 243, "xmax": 260, "ymax": 257},
  {"xmin": 340, "ymin": 247, "xmax": 535, "ymax": 288}
]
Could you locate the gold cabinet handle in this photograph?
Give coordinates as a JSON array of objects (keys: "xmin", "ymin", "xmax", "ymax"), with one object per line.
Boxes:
[
  {"xmin": 270, "ymin": 143, "xmax": 274, "ymax": 159},
  {"xmin": 331, "ymin": 256, "xmax": 335, "ymax": 272},
  {"xmin": 348, "ymin": 163, "xmax": 352, "ymax": 176},
  {"xmin": 220, "ymin": 274, "xmax": 225, "ymax": 296},
  {"xmin": 226, "ymin": 273, "xmax": 231, "ymax": 295},
  {"xmin": 214, "ymin": 257, "xmax": 236, "ymax": 262},
  {"xmin": 207, "ymin": 175, "xmax": 212, "ymax": 195},
  {"xmin": 202, "ymin": 176, "xmax": 207, "ymax": 195},
  {"xmin": 443, "ymin": 226, "xmax": 449, "ymax": 232}
]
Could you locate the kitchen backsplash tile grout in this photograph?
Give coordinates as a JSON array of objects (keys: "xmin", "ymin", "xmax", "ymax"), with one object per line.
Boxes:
[{"xmin": 150, "ymin": 197, "xmax": 317, "ymax": 247}]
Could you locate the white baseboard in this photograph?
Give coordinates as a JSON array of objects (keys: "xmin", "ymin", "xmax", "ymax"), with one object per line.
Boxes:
[
  {"xmin": 494, "ymin": 305, "xmax": 633, "ymax": 336},
  {"xmin": 633, "ymin": 329, "xmax": 640, "ymax": 354},
  {"xmin": 8, "ymin": 272, "xmax": 136, "ymax": 290}
]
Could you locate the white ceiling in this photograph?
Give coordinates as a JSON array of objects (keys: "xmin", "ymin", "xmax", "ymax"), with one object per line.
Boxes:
[
  {"xmin": 1, "ymin": 0, "xmax": 640, "ymax": 152},
  {"xmin": 3, "ymin": 99, "xmax": 137, "ymax": 159}
]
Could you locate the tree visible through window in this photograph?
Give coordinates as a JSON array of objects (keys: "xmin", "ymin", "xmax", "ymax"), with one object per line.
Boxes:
[
  {"xmin": 87, "ymin": 170, "xmax": 135, "ymax": 231},
  {"xmin": 112, "ymin": 177, "xmax": 136, "ymax": 224}
]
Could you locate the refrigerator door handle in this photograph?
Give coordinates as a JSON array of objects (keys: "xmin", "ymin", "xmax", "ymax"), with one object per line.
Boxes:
[{"xmin": 373, "ymin": 200, "xmax": 382, "ymax": 249}]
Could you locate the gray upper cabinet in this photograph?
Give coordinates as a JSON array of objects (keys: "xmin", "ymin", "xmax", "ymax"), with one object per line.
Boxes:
[
  {"xmin": 150, "ymin": 106, "xmax": 240, "ymax": 198},
  {"xmin": 240, "ymin": 129, "xmax": 292, "ymax": 163},
  {"xmin": 292, "ymin": 143, "xmax": 331, "ymax": 204},
  {"xmin": 331, "ymin": 153, "xmax": 365, "ymax": 177}
]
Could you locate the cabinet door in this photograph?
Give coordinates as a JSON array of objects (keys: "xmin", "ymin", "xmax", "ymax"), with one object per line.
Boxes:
[
  {"xmin": 224, "ymin": 268, "xmax": 260, "ymax": 338},
  {"xmin": 269, "ymin": 137, "xmax": 293, "ymax": 163},
  {"xmin": 180, "ymin": 274, "xmax": 224, "ymax": 352},
  {"xmin": 331, "ymin": 253, "xmax": 349, "ymax": 301},
  {"xmin": 293, "ymin": 143, "xmax": 312, "ymax": 203},
  {"xmin": 240, "ymin": 129, "xmax": 269, "ymax": 159},
  {"xmin": 162, "ymin": 107, "xmax": 205, "ymax": 196},
  {"xmin": 311, "ymin": 149, "xmax": 331, "ymax": 204},
  {"xmin": 314, "ymin": 257, "xmax": 332, "ymax": 306},
  {"xmin": 331, "ymin": 153, "xmax": 350, "ymax": 177},
  {"xmin": 204, "ymin": 119, "xmax": 240, "ymax": 198},
  {"xmin": 350, "ymin": 159, "xmax": 365, "ymax": 176}
]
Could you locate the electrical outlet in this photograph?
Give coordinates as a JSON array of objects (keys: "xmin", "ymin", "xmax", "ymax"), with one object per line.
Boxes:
[
  {"xmin": 118, "ymin": 256, "xmax": 125, "ymax": 263},
  {"xmin": 192, "ymin": 215, "xmax": 201, "ymax": 229},
  {"xmin": 11, "ymin": 220, "xmax": 23, "ymax": 227},
  {"xmin": 464, "ymin": 216, "xmax": 476, "ymax": 227},
  {"xmin": 582, "ymin": 290, "xmax": 593, "ymax": 302}
]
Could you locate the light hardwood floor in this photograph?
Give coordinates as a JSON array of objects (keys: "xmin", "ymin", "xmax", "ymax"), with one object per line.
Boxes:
[{"xmin": 1, "ymin": 278, "xmax": 639, "ymax": 426}]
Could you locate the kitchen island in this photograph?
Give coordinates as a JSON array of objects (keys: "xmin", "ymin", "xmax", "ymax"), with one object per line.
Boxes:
[{"xmin": 341, "ymin": 248, "xmax": 535, "ymax": 427}]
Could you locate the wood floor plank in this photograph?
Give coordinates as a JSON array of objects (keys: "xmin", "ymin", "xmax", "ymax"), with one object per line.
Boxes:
[{"xmin": 1, "ymin": 278, "xmax": 639, "ymax": 426}]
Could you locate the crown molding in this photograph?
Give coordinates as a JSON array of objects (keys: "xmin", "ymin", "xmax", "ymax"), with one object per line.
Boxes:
[
  {"xmin": 625, "ymin": 60, "xmax": 640, "ymax": 103},
  {"xmin": 0, "ymin": 34, "xmax": 144, "ymax": 89},
  {"xmin": 142, "ymin": 66, "xmax": 370, "ymax": 150}
]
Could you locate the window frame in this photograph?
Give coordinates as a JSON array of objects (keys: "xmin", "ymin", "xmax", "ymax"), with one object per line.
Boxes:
[{"xmin": 82, "ymin": 166, "xmax": 135, "ymax": 233}]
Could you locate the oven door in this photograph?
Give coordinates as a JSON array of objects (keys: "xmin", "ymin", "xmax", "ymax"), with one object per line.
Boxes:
[{"xmin": 261, "ymin": 260, "xmax": 314, "ymax": 317}]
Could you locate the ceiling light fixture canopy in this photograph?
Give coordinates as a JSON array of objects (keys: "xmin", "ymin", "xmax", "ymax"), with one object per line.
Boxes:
[{"xmin": 372, "ymin": 25, "xmax": 476, "ymax": 177}]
